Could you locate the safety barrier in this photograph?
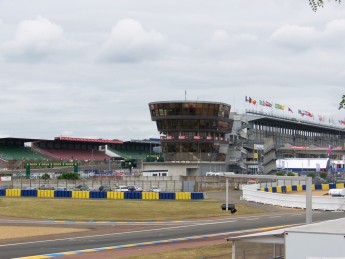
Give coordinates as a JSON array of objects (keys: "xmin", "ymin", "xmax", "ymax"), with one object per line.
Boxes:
[
  {"xmin": 0, "ymin": 190, "xmax": 204, "ymax": 200},
  {"xmin": 244, "ymin": 183, "xmax": 345, "ymax": 211},
  {"xmin": 261, "ymin": 183, "xmax": 345, "ymax": 193}
]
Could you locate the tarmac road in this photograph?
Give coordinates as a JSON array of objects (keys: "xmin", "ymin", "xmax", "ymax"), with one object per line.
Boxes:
[
  {"xmin": 0, "ymin": 210, "xmax": 344, "ymax": 258},
  {"xmin": 0, "ymin": 191, "xmax": 344, "ymax": 258}
]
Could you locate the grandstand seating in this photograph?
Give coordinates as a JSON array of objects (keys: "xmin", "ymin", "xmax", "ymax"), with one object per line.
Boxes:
[
  {"xmin": 41, "ymin": 149, "xmax": 111, "ymax": 161},
  {"xmin": 0, "ymin": 146, "xmax": 47, "ymax": 161}
]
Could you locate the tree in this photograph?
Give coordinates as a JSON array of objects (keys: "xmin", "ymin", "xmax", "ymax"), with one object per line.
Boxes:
[
  {"xmin": 57, "ymin": 172, "xmax": 79, "ymax": 180},
  {"xmin": 339, "ymin": 95, "xmax": 345, "ymax": 110},
  {"xmin": 41, "ymin": 173, "xmax": 50, "ymax": 180},
  {"xmin": 309, "ymin": 0, "xmax": 341, "ymax": 11}
]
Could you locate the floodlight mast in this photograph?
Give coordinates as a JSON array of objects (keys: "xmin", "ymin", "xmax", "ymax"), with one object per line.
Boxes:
[{"xmin": 225, "ymin": 174, "xmax": 312, "ymax": 224}]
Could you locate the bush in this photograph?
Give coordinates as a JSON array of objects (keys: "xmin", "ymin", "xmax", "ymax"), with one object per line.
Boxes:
[
  {"xmin": 320, "ymin": 172, "xmax": 327, "ymax": 179},
  {"xmin": 307, "ymin": 173, "xmax": 316, "ymax": 178},
  {"xmin": 57, "ymin": 172, "xmax": 79, "ymax": 180},
  {"xmin": 41, "ymin": 173, "xmax": 50, "ymax": 180},
  {"xmin": 276, "ymin": 171, "xmax": 285, "ymax": 176}
]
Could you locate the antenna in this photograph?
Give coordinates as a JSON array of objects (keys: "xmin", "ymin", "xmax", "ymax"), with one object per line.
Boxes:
[{"xmin": 185, "ymin": 90, "xmax": 187, "ymax": 101}]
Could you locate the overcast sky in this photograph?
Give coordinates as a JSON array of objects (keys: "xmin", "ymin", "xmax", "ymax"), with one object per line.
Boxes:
[{"xmin": 0, "ymin": 0, "xmax": 345, "ymax": 141}]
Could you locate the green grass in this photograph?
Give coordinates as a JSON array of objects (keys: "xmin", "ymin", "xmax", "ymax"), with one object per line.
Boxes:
[{"xmin": 0, "ymin": 198, "xmax": 265, "ymax": 221}]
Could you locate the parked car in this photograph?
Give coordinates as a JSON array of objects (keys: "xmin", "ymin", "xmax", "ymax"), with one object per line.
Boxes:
[
  {"xmin": 0, "ymin": 185, "xmax": 13, "ymax": 190},
  {"xmin": 39, "ymin": 184, "xmax": 55, "ymax": 190},
  {"xmin": 74, "ymin": 185, "xmax": 89, "ymax": 191},
  {"xmin": 127, "ymin": 185, "xmax": 143, "ymax": 192},
  {"xmin": 55, "ymin": 187, "xmax": 67, "ymax": 191},
  {"xmin": 99, "ymin": 185, "xmax": 112, "ymax": 192},
  {"xmin": 149, "ymin": 186, "xmax": 161, "ymax": 192},
  {"xmin": 114, "ymin": 185, "xmax": 129, "ymax": 192}
]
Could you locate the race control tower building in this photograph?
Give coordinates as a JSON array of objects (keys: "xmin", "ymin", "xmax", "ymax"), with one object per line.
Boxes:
[{"xmin": 148, "ymin": 101, "xmax": 234, "ymax": 163}]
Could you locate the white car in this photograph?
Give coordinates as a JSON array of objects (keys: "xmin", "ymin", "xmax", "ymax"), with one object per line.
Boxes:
[
  {"xmin": 114, "ymin": 185, "xmax": 129, "ymax": 192},
  {"xmin": 149, "ymin": 186, "xmax": 161, "ymax": 192}
]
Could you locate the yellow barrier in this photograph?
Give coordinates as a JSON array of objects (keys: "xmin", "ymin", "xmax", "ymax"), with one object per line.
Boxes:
[
  {"xmin": 142, "ymin": 192, "xmax": 159, "ymax": 200},
  {"xmin": 286, "ymin": 185, "xmax": 293, "ymax": 192},
  {"xmin": 38, "ymin": 190, "xmax": 54, "ymax": 198},
  {"xmin": 296, "ymin": 185, "xmax": 302, "ymax": 191},
  {"xmin": 260, "ymin": 187, "xmax": 265, "ymax": 191},
  {"xmin": 276, "ymin": 186, "xmax": 282, "ymax": 193},
  {"xmin": 267, "ymin": 187, "xmax": 272, "ymax": 193},
  {"xmin": 6, "ymin": 189, "xmax": 21, "ymax": 197},
  {"xmin": 175, "ymin": 192, "xmax": 191, "ymax": 200},
  {"xmin": 312, "ymin": 184, "xmax": 315, "ymax": 191},
  {"xmin": 72, "ymin": 191, "xmax": 90, "ymax": 199},
  {"xmin": 106, "ymin": 191, "xmax": 124, "ymax": 199},
  {"xmin": 336, "ymin": 183, "xmax": 345, "ymax": 189},
  {"xmin": 321, "ymin": 184, "xmax": 330, "ymax": 190}
]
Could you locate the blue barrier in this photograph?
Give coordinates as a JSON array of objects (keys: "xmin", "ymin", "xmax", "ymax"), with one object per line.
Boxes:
[
  {"xmin": 329, "ymin": 183, "xmax": 336, "ymax": 189},
  {"xmin": 292, "ymin": 185, "xmax": 297, "ymax": 191},
  {"xmin": 0, "ymin": 189, "xmax": 5, "ymax": 196},
  {"xmin": 302, "ymin": 185, "xmax": 306, "ymax": 190},
  {"xmin": 315, "ymin": 184, "xmax": 322, "ymax": 190},
  {"xmin": 281, "ymin": 186, "xmax": 287, "ymax": 193},
  {"xmin": 272, "ymin": 187, "xmax": 277, "ymax": 193},
  {"xmin": 125, "ymin": 192, "xmax": 142, "ymax": 199},
  {"xmin": 54, "ymin": 190, "xmax": 72, "ymax": 198},
  {"xmin": 191, "ymin": 192, "xmax": 204, "ymax": 199},
  {"xmin": 159, "ymin": 192, "xmax": 175, "ymax": 200},
  {"xmin": 264, "ymin": 188, "xmax": 269, "ymax": 192},
  {"xmin": 21, "ymin": 189, "xmax": 37, "ymax": 197},
  {"xmin": 89, "ymin": 191, "xmax": 106, "ymax": 199}
]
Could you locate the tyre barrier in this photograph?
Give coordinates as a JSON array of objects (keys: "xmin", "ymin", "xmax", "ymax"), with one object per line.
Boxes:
[
  {"xmin": 0, "ymin": 190, "xmax": 204, "ymax": 200},
  {"xmin": 261, "ymin": 183, "xmax": 345, "ymax": 193}
]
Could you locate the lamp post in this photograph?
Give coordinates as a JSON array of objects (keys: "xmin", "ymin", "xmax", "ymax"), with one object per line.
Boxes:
[{"xmin": 91, "ymin": 149, "xmax": 94, "ymax": 172}]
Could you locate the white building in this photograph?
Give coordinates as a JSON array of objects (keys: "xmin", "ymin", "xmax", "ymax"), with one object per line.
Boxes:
[{"xmin": 228, "ymin": 217, "xmax": 345, "ymax": 259}]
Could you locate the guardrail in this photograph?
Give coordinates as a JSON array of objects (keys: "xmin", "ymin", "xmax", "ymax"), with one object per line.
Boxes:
[
  {"xmin": 242, "ymin": 183, "xmax": 345, "ymax": 211},
  {"xmin": 0, "ymin": 189, "xmax": 204, "ymax": 200}
]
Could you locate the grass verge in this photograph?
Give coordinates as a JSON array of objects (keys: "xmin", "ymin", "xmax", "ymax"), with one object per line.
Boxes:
[{"xmin": 0, "ymin": 197, "xmax": 265, "ymax": 221}]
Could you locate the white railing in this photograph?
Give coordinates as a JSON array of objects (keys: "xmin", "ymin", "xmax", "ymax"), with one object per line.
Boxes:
[{"xmin": 242, "ymin": 184, "xmax": 345, "ymax": 211}]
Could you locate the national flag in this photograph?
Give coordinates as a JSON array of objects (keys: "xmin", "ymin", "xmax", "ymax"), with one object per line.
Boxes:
[
  {"xmin": 339, "ymin": 120, "xmax": 345, "ymax": 125},
  {"xmin": 327, "ymin": 145, "xmax": 333, "ymax": 156},
  {"xmin": 288, "ymin": 107, "xmax": 293, "ymax": 113},
  {"xmin": 245, "ymin": 96, "xmax": 256, "ymax": 105},
  {"xmin": 265, "ymin": 101, "xmax": 272, "ymax": 107},
  {"xmin": 275, "ymin": 103, "xmax": 285, "ymax": 110}
]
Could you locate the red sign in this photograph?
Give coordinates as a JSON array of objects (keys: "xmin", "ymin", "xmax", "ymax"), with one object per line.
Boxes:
[
  {"xmin": 290, "ymin": 146, "xmax": 308, "ymax": 149},
  {"xmin": 178, "ymin": 136, "xmax": 187, "ymax": 140},
  {"xmin": 206, "ymin": 136, "xmax": 213, "ymax": 140},
  {"xmin": 167, "ymin": 136, "xmax": 174, "ymax": 140},
  {"xmin": 193, "ymin": 136, "xmax": 201, "ymax": 140}
]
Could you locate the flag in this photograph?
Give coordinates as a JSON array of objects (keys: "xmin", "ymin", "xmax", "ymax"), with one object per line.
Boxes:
[
  {"xmin": 265, "ymin": 101, "xmax": 272, "ymax": 107},
  {"xmin": 259, "ymin": 100, "xmax": 272, "ymax": 107},
  {"xmin": 327, "ymin": 145, "xmax": 333, "ymax": 156},
  {"xmin": 339, "ymin": 120, "xmax": 345, "ymax": 125},
  {"xmin": 275, "ymin": 103, "xmax": 285, "ymax": 110},
  {"xmin": 245, "ymin": 96, "xmax": 256, "ymax": 105},
  {"xmin": 288, "ymin": 107, "xmax": 293, "ymax": 113}
]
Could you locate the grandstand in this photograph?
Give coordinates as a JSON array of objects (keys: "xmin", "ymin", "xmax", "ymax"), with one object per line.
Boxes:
[
  {"xmin": 0, "ymin": 136, "xmax": 160, "ymax": 172},
  {"xmin": 228, "ymin": 110, "xmax": 345, "ymax": 174}
]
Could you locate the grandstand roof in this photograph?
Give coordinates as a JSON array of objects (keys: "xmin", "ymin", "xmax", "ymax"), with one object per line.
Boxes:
[
  {"xmin": 0, "ymin": 137, "xmax": 47, "ymax": 146},
  {"xmin": 245, "ymin": 110, "xmax": 345, "ymax": 132},
  {"xmin": 54, "ymin": 136, "xmax": 123, "ymax": 144}
]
